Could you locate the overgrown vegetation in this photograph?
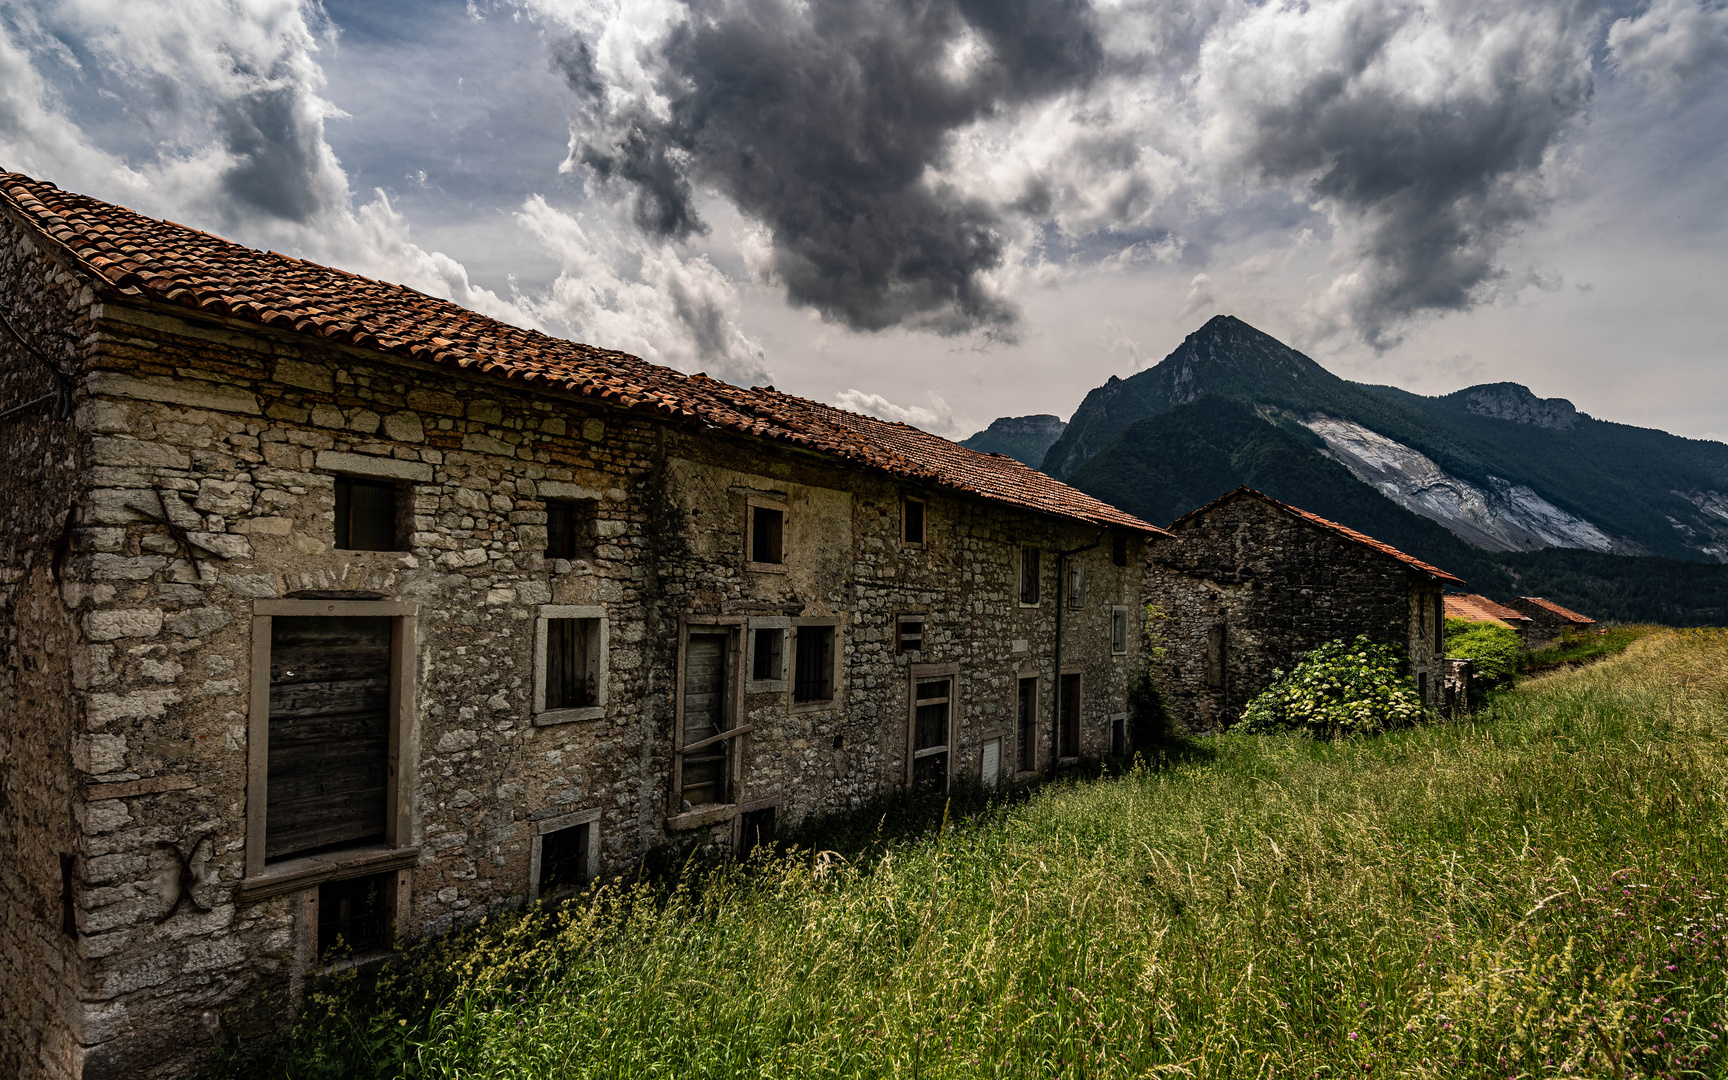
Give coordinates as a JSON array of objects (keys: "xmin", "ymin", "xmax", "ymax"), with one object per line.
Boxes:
[
  {"xmin": 224, "ymin": 631, "xmax": 1728, "ymax": 1079},
  {"xmin": 1235, "ymin": 634, "xmax": 1423, "ymax": 737},
  {"xmin": 1520, "ymin": 623, "xmax": 1664, "ymax": 673},
  {"xmin": 1442, "ymin": 617, "xmax": 1523, "ymax": 688}
]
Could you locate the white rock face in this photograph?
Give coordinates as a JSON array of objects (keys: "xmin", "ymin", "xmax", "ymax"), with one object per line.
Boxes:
[{"xmin": 1301, "ymin": 415, "xmax": 1630, "ymax": 554}]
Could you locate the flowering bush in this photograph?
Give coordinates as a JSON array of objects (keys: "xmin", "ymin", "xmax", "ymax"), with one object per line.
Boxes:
[{"xmin": 1236, "ymin": 635, "xmax": 1425, "ymax": 738}]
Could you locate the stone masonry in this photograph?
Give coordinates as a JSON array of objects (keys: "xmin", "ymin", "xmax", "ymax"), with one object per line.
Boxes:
[
  {"xmin": 1144, "ymin": 488, "xmax": 1459, "ymax": 732},
  {"xmin": 0, "ymin": 187, "xmax": 1155, "ymax": 1079}
]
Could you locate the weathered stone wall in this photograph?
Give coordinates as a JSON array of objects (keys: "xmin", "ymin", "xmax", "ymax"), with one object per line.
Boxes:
[
  {"xmin": 0, "ymin": 212, "xmax": 95, "ymax": 1080},
  {"xmin": 26, "ymin": 285, "xmax": 1146, "ymax": 1077},
  {"xmin": 1502, "ymin": 599, "xmax": 1582, "ymax": 650},
  {"xmin": 1145, "ymin": 495, "xmax": 1446, "ymax": 731}
]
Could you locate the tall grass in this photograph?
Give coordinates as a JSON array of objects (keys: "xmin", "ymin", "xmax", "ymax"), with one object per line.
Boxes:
[{"xmin": 239, "ymin": 630, "xmax": 1728, "ymax": 1079}]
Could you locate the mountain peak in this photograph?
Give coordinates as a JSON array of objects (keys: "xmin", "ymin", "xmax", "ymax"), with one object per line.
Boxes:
[
  {"xmin": 958, "ymin": 414, "xmax": 1067, "ymax": 467},
  {"xmin": 1445, "ymin": 382, "xmax": 1581, "ymax": 430},
  {"xmin": 1039, "ymin": 315, "xmax": 1344, "ymax": 478}
]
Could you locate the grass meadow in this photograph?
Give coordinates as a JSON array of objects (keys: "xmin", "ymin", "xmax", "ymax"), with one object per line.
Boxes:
[{"xmin": 240, "ymin": 629, "xmax": 1728, "ymax": 1079}]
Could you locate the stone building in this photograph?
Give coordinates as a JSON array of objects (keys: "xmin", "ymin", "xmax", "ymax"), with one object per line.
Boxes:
[
  {"xmin": 0, "ymin": 172, "xmax": 1164, "ymax": 1080},
  {"xmin": 1443, "ymin": 593, "xmax": 1533, "ymax": 642},
  {"xmin": 1144, "ymin": 487, "xmax": 1462, "ymax": 731},
  {"xmin": 1503, "ymin": 596, "xmax": 1596, "ymax": 649}
]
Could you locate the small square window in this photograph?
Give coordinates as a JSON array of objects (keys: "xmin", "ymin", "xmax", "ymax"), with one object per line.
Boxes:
[
  {"xmin": 546, "ymin": 618, "xmax": 601, "ymax": 710},
  {"xmin": 902, "ymin": 496, "xmax": 926, "ymax": 546},
  {"xmin": 1068, "ymin": 565, "xmax": 1086, "ymax": 608},
  {"xmin": 1020, "ymin": 546, "xmax": 1041, "ymax": 605},
  {"xmin": 738, "ymin": 806, "xmax": 776, "ymax": 857},
  {"xmin": 752, "ymin": 626, "xmax": 784, "ymax": 681},
  {"xmin": 317, "ymin": 872, "xmax": 394, "ymax": 958},
  {"xmin": 535, "ymin": 606, "xmax": 607, "ymax": 724},
  {"xmin": 1111, "ymin": 607, "xmax": 1129, "ymax": 654},
  {"xmin": 334, "ymin": 474, "xmax": 401, "ymax": 551},
  {"xmin": 546, "ymin": 499, "xmax": 598, "ymax": 561},
  {"xmin": 750, "ymin": 504, "xmax": 784, "ymax": 565},
  {"xmin": 794, "ymin": 625, "xmax": 835, "ymax": 703},
  {"xmin": 538, "ymin": 820, "xmax": 593, "ymax": 895},
  {"xmin": 896, "ymin": 616, "xmax": 924, "ymax": 655},
  {"xmin": 1111, "ymin": 532, "xmax": 1128, "ymax": 568}
]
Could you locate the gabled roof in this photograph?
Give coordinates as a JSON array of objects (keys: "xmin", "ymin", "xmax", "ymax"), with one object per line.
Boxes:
[
  {"xmin": 1166, "ymin": 486, "xmax": 1465, "ymax": 585},
  {"xmin": 1445, "ymin": 593, "xmax": 1532, "ymax": 627},
  {"xmin": 1516, "ymin": 596, "xmax": 1596, "ymax": 625},
  {"xmin": 0, "ymin": 170, "xmax": 1162, "ymax": 536}
]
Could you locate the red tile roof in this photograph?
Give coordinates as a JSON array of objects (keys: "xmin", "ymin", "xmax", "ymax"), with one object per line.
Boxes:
[
  {"xmin": 1444, "ymin": 594, "xmax": 1532, "ymax": 627},
  {"xmin": 1517, "ymin": 597, "xmax": 1596, "ymax": 625},
  {"xmin": 1167, "ymin": 487, "xmax": 1466, "ymax": 584},
  {"xmin": 0, "ymin": 171, "xmax": 1160, "ymax": 536}
]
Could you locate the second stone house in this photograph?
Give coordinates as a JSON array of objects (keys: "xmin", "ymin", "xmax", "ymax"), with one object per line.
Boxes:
[
  {"xmin": 0, "ymin": 172, "xmax": 1164, "ymax": 1080},
  {"xmin": 1144, "ymin": 487, "xmax": 1463, "ymax": 731}
]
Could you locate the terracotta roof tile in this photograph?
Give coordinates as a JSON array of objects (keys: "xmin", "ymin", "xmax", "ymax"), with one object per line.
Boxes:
[
  {"xmin": 0, "ymin": 170, "xmax": 1160, "ymax": 536},
  {"xmin": 1517, "ymin": 597, "xmax": 1596, "ymax": 625},
  {"xmin": 1168, "ymin": 487, "xmax": 1466, "ymax": 585},
  {"xmin": 1444, "ymin": 594, "xmax": 1532, "ymax": 627}
]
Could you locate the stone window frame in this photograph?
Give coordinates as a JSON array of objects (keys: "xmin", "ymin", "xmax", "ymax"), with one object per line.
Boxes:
[
  {"xmin": 1058, "ymin": 664, "xmax": 1084, "ymax": 763},
  {"xmin": 905, "ymin": 661, "xmax": 961, "ymax": 789},
  {"xmin": 746, "ymin": 615, "xmax": 790, "ymax": 694},
  {"xmin": 240, "ymin": 597, "xmax": 421, "ymax": 897},
  {"xmin": 789, "ymin": 617, "xmax": 844, "ymax": 713},
  {"xmin": 1110, "ymin": 605, "xmax": 1131, "ymax": 655},
  {"xmin": 901, "ymin": 493, "xmax": 927, "ymax": 549},
  {"xmin": 538, "ymin": 480, "xmax": 608, "ymax": 572},
  {"xmin": 528, "ymin": 807, "xmax": 602, "ymax": 903},
  {"xmin": 314, "ymin": 451, "xmax": 432, "ymax": 554},
  {"xmin": 730, "ymin": 795, "xmax": 782, "ymax": 851},
  {"xmin": 743, "ymin": 493, "xmax": 789, "ymax": 574},
  {"xmin": 532, "ymin": 604, "xmax": 608, "ymax": 726},
  {"xmin": 668, "ymin": 614, "xmax": 751, "ymax": 831},
  {"xmin": 1019, "ymin": 544, "xmax": 1042, "ymax": 607}
]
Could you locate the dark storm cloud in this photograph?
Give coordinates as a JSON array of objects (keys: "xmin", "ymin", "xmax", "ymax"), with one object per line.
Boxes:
[
  {"xmin": 215, "ymin": 80, "xmax": 335, "ymax": 223},
  {"xmin": 562, "ymin": 0, "xmax": 1103, "ymax": 337},
  {"xmin": 1205, "ymin": 0, "xmax": 1598, "ymax": 347}
]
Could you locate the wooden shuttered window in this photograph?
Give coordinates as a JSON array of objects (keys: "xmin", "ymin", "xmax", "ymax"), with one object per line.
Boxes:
[
  {"xmin": 912, "ymin": 676, "xmax": 951, "ymax": 793},
  {"xmin": 545, "ymin": 617, "xmax": 599, "ymax": 710},
  {"xmin": 266, "ymin": 616, "xmax": 393, "ymax": 861},
  {"xmin": 679, "ymin": 630, "xmax": 735, "ymax": 808},
  {"xmin": 1017, "ymin": 676, "xmax": 1037, "ymax": 773},
  {"xmin": 1059, "ymin": 673, "xmax": 1081, "ymax": 759},
  {"xmin": 794, "ymin": 626, "xmax": 835, "ymax": 702}
]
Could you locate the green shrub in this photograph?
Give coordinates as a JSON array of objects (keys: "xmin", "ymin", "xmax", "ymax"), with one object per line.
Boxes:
[
  {"xmin": 1236, "ymin": 635, "xmax": 1424, "ymax": 737},
  {"xmin": 1442, "ymin": 617, "xmax": 1522, "ymax": 688}
]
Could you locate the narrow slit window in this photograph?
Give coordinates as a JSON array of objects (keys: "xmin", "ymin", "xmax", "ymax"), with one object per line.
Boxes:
[
  {"xmin": 546, "ymin": 617, "xmax": 601, "ymax": 710},
  {"xmin": 538, "ymin": 820, "xmax": 593, "ymax": 895},
  {"xmin": 1111, "ymin": 608, "xmax": 1129, "ymax": 655},
  {"xmin": 896, "ymin": 616, "xmax": 924, "ymax": 655},
  {"xmin": 912, "ymin": 676, "xmax": 952, "ymax": 793},
  {"xmin": 750, "ymin": 504, "xmax": 784, "ymax": 565},
  {"xmin": 334, "ymin": 475, "xmax": 400, "ymax": 551},
  {"xmin": 546, "ymin": 499, "xmax": 598, "ymax": 561},
  {"xmin": 1068, "ymin": 565, "xmax": 1086, "ymax": 608},
  {"xmin": 902, "ymin": 496, "xmax": 926, "ymax": 546},
  {"xmin": 1111, "ymin": 532, "xmax": 1128, "ymax": 568},
  {"xmin": 794, "ymin": 626, "xmax": 835, "ymax": 703},
  {"xmin": 1059, "ymin": 673, "xmax": 1081, "ymax": 759},
  {"xmin": 1020, "ymin": 546, "xmax": 1041, "ymax": 605},
  {"xmin": 1017, "ymin": 676, "xmax": 1037, "ymax": 773},
  {"xmin": 1111, "ymin": 716, "xmax": 1126, "ymax": 757},
  {"xmin": 751, "ymin": 627, "xmax": 783, "ymax": 682}
]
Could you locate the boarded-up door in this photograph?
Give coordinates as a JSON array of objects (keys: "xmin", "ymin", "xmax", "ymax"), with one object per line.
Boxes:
[
  {"xmin": 267, "ymin": 616, "xmax": 392, "ymax": 861},
  {"xmin": 1059, "ymin": 673, "xmax": 1081, "ymax": 759},
  {"xmin": 680, "ymin": 630, "xmax": 733, "ymax": 807}
]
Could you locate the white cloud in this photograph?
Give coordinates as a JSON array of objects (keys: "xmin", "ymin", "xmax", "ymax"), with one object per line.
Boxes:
[
  {"xmin": 831, "ymin": 388, "xmax": 971, "ymax": 439},
  {"xmin": 1609, "ymin": 0, "xmax": 1728, "ymax": 97}
]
